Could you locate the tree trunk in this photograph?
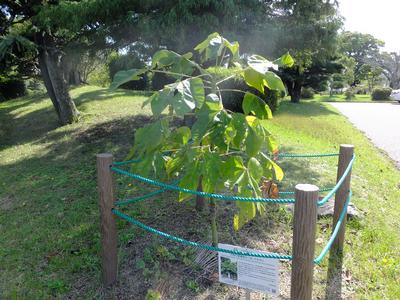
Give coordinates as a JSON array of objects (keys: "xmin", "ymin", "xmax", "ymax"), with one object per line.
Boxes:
[
  {"xmin": 195, "ymin": 177, "xmax": 206, "ymax": 211},
  {"xmin": 36, "ymin": 33, "xmax": 79, "ymax": 125},
  {"xmin": 209, "ymin": 199, "xmax": 218, "ymax": 247},
  {"xmin": 290, "ymin": 81, "xmax": 302, "ymax": 103}
]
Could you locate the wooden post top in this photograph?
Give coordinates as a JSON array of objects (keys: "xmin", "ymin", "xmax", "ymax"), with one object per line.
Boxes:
[
  {"xmin": 97, "ymin": 153, "xmax": 113, "ymax": 158},
  {"xmin": 295, "ymin": 184, "xmax": 319, "ymax": 193},
  {"xmin": 339, "ymin": 144, "xmax": 354, "ymax": 150}
]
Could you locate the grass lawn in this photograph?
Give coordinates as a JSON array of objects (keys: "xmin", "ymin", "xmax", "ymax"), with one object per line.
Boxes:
[
  {"xmin": 0, "ymin": 85, "xmax": 399, "ymax": 298},
  {"xmin": 312, "ymin": 94, "xmax": 373, "ymax": 102},
  {"xmin": 312, "ymin": 93, "xmax": 395, "ymax": 103}
]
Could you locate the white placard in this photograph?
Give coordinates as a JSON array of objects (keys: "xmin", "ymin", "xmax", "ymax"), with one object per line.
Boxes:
[{"xmin": 218, "ymin": 243, "xmax": 279, "ymax": 296}]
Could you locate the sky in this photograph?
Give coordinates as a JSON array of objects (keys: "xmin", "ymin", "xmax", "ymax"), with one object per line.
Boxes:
[{"xmin": 339, "ymin": 0, "xmax": 400, "ymax": 52}]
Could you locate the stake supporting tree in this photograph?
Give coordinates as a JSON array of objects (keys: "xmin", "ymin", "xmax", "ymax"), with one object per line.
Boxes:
[
  {"xmin": 331, "ymin": 144, "xmax": 354, "ymax": 255},
  {"xmin": 290, "ymin": 184, "xmax": 319, "ymax": 300},
  {"xmin": 97, "ymin": 153, "xmax": 118, "ymax": 286}
]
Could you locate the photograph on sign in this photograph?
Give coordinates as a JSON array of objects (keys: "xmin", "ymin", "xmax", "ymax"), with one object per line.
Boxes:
[{"xmin": 218, "ymin": 243, "xmax": 279, "ymax": 296}]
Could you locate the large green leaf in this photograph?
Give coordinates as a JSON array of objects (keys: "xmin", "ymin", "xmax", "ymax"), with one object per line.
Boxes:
[
  {"xmin": 243, "ymin": 68, "xmax": 266, "ymax": 93},
  {"xmin": 132, "ymin": 119, "xmax": 169, "ymax": 157},
  {"xmin": 202, "ymin": 152, "xmax": 222, "ymax": 193},
  {"xmin": 273, "ymin": 52, "xmax": 295, "ymax": 68},
  {"xmin": 233, "ymin": 202, "xmax": 256, "ymax": 231},
  {"xmin": 151, "ymin": 50, "xmax": 199, "ymax": 77},
  {"xmin": 152, "ymin": 78, "xmax": 205, "ymax": 116},
  {"xmin": 244, "ymin": 55, "xmax": 286, "ymax": 94},
  {"xmin": 224, "ymin": 124, "xmax": 236, "ymax": 145},
  {"xmin": 260, "ymin": 152, "xmax": 284, "ymax": 181},
  {"xmin": 150, "ymin": 89, "xmax": 171, "ymax": 116},
  {"xmin": 191, "ymin": 100, "xmax": 221, "ymax": 141},
  {"xmin": 248, "ymin": 55, "xmax": 277, "ymax": 73},
  {"xmin": 170, "ymin": 126, "xmax": 191, "ymax": 145},
  {"xmin": 263, "ymin": 71, "xmax": 286, "ymax": 92},
  {"xmin": 230, "ymin": 113, "xmax": 247, "ymax": 148},
  {"xmin": 245, "ymin": 127, "xmax": 262, "ymax": 157},
  {"xmin": 247, "ymin": 157, "xmax": 263, "ymax": 180},
  {"xmin": 173, "ymin": 81, "xmax": 197, "ymax": 115},
  {"xmin": 166, "ymin": 151, "xmax": 186, "ymax": 177},
  {"xmin": 194, "ymin": 32, "xmax": 240, "ymax": 63},
  {"xmin": 242, "ymin": 92, "xmax": 272, "ymax": 120},
  {"xmin": 178, "ymin": 162, "xmax": 201, "ymax": 201},
  {"xmin": 243, "ymin": 68, "xmax": 286, "ymax": 94},
  {"xmin": 221, "ymin": 156, "xmax": 246, "ymax": 183},
  {"xmin": 187, "ymin": 77, "xmax": 205, "ymax": 108},
  {"xmin": 110, "ymin": 68, "xmax": 147, "ymax": 90}
]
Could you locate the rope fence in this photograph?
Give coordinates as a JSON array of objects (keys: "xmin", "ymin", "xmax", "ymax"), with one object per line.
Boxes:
[
  {"xmin": 97, "ymin": 145, "xmax": 355, "ymax": 298},
  {"xmin": 109, "ymin": 151, "xmax": 355, "ymax": 264}
]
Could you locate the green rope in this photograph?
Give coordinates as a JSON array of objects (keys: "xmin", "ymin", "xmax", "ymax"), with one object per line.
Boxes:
[
  {"xmin": 112, "ymin": 159, "xmax": 141, "ymax": 166},
  {"xmin": 111, "ymin": 154, "xmax": 354, "ymax": 207},
  {"xmin": 110, "ymin": 153, "xmax": 355, "ymax": 265},
  {"xmin": 111, "ymin": 166, "xmax": 295, "ymax": 204},
  {"xmin": 112, "ymin": 152, "xmax": 340, "ymax": 167},
  {"xmin": 314, "ymin": 190, "xmax": 352, "ymax": 264},
  {"xmin": 116, "ymin": 186, "xmax": 334, "ymax": 205},
  {"xmin": 317, "ymin": 155, "xmax": 355, "ymax": 206},
  {"xmin": 115, "ymin": 180, "xmax": 181, "ymax": 206},
  {"xmin": 112, "ymin": 208, "xmax": 292, "ymax": 260}
]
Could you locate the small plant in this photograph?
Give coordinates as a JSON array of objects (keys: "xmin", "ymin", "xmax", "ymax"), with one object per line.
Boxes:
[
  {"xmin": 112, "ymin": 32, "xmax": 293, "ymax": 244},
  {"xmin": 185, "ymin": 279, "xmax": 201, "ymax": 294},
  {"xmin": 371, "ymin": 87, "xmax": 392, "ymax": 100},
  {"xmin": 145, "ymin": 289, "xmax": 162, "ymax": 300},
  {"xmin": 345, "ymin": 88, "xmax": 356, "ymax": 100}
]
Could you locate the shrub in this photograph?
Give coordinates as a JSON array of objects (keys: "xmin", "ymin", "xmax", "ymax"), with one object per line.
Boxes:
[
  {"xmin": 354, "ymin": 85, "xmax": 368, "ymax": 94},
  {"xmin": 344, "ymin": 88, "xmax": 356, "ymax": 100},
  {"xmin": 0, "ymin": 78, "xmax": 26, "ymax": 100},
  {"xmin": 301, "ymin": 87, "xmax": 314, "ymax": 99},
  {"xmin": 88, "ymin": 63, "xmax": 111, "ymax": 87},
  {"xmin": 372, "ymin": 87, "xmax": 392, "ymax": 100}
]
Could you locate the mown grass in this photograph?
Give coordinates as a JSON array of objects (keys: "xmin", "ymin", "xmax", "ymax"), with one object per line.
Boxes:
[
  {"xmin": 312, "ymin": 93, "xmax": 396, "ymax": 103},
  {"xmin": 0, "ymin": 86, "xmax": 399, "ymax": 298}
]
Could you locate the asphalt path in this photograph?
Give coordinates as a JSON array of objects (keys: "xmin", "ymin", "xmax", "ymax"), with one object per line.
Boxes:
[{"xmin": 330, "ymin": 102, "xmax": 400, "ymax": 168}]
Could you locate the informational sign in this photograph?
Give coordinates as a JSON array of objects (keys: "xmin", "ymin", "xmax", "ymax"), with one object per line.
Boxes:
[{"xmin": 218, "ymin": 243, "xmax": 279, "ymax": 296}]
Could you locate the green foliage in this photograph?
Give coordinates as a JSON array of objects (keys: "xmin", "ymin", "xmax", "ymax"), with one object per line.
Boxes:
[
  {"xmin": 145, "ymin": 289, "xmax": 161, "ymax": 300},
  {"xmin": 87, "ymin": 64, "xmax": 110, "ymax": 87},
  {"xmin": 272, "ymin": 0, "xmax": 342, "ymax": 102},
  {"xmin": 371, "ymin": 87, "xmax": 392, "ymax": 100},
  {"xmin": 112, "ymin": 33, "xmax": 292, "ymax": 230},
  {"xmin": 339, "ymin": 31, "xmax": 384, "ymax": 85},
  {"xmin": 344, "ymin": 88, "xmax": 356, "ymax": 100},
  {"xmin": 0, "ymin": 78, "xmax": 26, "ymax": 101},
  {"xmin": 108, "ymin": 52, "xmax": 148, "ymax": 90},
  {"xmin": 185, "ymin": 279, "xmax": 200, "ymax": 294},
  {"xmin": 301, "ymin": 87, "xmax": 315, "ymax": 99},
  {"xmin": 207, "ymin": 66, "xmax": 282, "ymax": 112}
]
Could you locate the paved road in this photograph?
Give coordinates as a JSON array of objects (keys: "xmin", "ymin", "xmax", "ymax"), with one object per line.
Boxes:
[{"xmin": 330, "ymin": 102, "xmax": 400, "ymax": 168}]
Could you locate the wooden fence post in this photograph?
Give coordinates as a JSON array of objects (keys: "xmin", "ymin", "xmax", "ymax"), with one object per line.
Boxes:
[
  {"xmin": 290, "ymin": 184, "xmax": 319, "ymax": 300},
  {"xmin": 330, "ymin": 144, "xmax": 354, "ymax": 255},
  {"xmin": 97, "ymin": 153, "xmax": 118, "ymax": 286}
]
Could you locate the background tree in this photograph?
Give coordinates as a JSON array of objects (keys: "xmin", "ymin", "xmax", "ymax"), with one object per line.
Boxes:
[
  {"xmin": 359, "ymin": 64, "xmax": 383, "ymax": 92},
  {"xmin": 270, "ymin": 0, "xmax": 342, "ymax": 102},
  {"xmin": 374, "ymin": 52, "xmax": 400, "ymax": 89},
  {"xmin": 338, "ymin": 31, "xmax": 384, "ymax": 86}
]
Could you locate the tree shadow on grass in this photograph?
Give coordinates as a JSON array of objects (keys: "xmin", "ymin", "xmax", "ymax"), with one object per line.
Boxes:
[
  {"xmin": 72, "ymin": 87, "xmax": 152, "ymax": 106},
  {"xmin": 276, "ymin": 100, "xmax": 339, "ymax": 117},
  {"xmin": 0, "ymin": 87, "xmax": 153, "ymax": 151},
  {"xmin": 0, "ymin": 95, "xmax": 60, "ymax": 150}
]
